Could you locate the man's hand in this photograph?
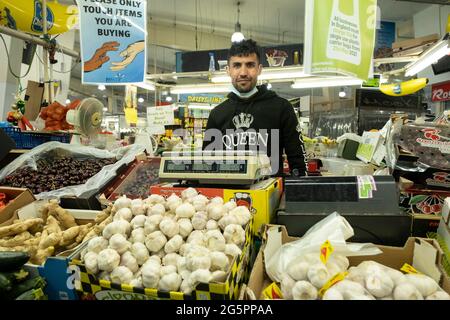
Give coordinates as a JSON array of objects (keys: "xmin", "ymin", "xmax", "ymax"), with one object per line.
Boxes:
[
  {"xmin": 110, "ymin": 41, "xmax": 145, "ymax": 71},
  {"xmin": 84, "ymin": 41, "xmax": 120, "ymax": 72}
]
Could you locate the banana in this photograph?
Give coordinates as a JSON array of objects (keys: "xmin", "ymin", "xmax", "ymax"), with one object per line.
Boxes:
[
  {"xmin": 0, "ymin": 0, "xmax": 78, "ymax": 35},
  {"xmin": 380, "ymin": 78, "xmax": 428, "ymax": 97}
]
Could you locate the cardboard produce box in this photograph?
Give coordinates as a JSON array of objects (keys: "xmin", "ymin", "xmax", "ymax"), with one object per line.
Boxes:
[
  {"xmin": 70, "ymin": 220, "xmax": 255, "ymax": 300},
  {"xmin": 0, "ymin": 200, "xmax": 104, "ymax": 300},
  {"xmin": 151, "ymin": 178, "xmax": 283, "ymax": 237},
  {"xmin": 245, "ymin": 225, "xmax": 450, "ymax": 300},
  {"xmin": 0, "ymin": 187, "xmax": 35, "ymax": 227}
]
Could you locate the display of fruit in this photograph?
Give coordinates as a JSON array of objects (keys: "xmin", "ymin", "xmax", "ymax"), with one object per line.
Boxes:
[
  {"xmin": 0, "ymin": 157, "xmax": 116, "ymax": 194},
  {"xmin": 120, "ymin": 165, "xmax": 160, "ymax": 198}
]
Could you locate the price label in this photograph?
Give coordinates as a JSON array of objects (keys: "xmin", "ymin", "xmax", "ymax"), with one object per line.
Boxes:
[{"xmin": 320, "ymin": 240, "xmax": 334, "ymax": 264}]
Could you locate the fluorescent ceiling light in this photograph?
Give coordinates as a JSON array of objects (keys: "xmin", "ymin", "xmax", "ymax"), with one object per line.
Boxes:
[
  {"xmin": 291, "ymin": 77, "xmax": 363, "ymax": 89},
  {"xmin": 171, "ymin": 84, "xmax": 231, "ymax": 94},
  {"xmin": 166, "ymin": 96, "xmax": 173, "ymax": 102},
  {"xmin": 98, "ymin": 84, "xmax": 106, "ymax": 91},
  {"xmin": 211, "ymin": 67, "xmax": 306, "ymax": 83},
  {"xmin": 138, "ymin": 97, "xmax": 144, "ymax": 103},
  {"xmin": 231, "ymin": 32, "xmax": 245, "ymax": 43},
  {"xmin": 65, "ymin": 99, "xmax": 71, "ymax": 104},
  {"xmin": 405, "ymin": 39, "xmax": 450, "ymax": 77},
  {"xmin": 188, "ymin": 104, "xmax": 215, "ymax": 110},
  {"xmin": 136, "ymin": 82, "xmax": 156, "ymax": 91}
]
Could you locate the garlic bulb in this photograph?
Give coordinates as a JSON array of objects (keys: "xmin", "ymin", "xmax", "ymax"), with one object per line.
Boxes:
[
  {"xmin": 328, "ymin": 254, "xmax": 349, "ymax": 272},
  {"xmin": 364, "ymin": 269, "xmax": 394, "ymax": 298},
  {"xmin": 307, "ymin": 263, "xmax": 330, "ymax": 289},
  {"xmin": 120, "ymin": 251, "xmax": 139, "ymax": 273},
  {"xmin": 102, "ymin": 220, "xmax": 130, "ymax": 239},
  {"xmin": 218, "ymin": 215, "xmax": 239, "ymax": 230},
  {"xmin": 130, "ymin": 215, "xmax": 147, "ymax": 229},
  {"xmin": 159, "ymin": 218, "xmax": 180, "ymax": 238},
  {"xmin": 145, "ymin": 231, "xmax": 167, "ymax": 253},
  {"xmin": 186, "ymin": 230, "xmax": 206, "ymax": 246},
  {"xmin": 111, "ymin": 266, "xmax": 134, "ymax": 285},
  {"xmin": 287, "ymin": 258, "xmax": 309, "ymax": 281},
  {"xmin": 206, "ymin": 220, "xmax": 219, "ymax": 230},
  {"xmin": 192, "ymin": 195, "xmax": 209, "ymax": 212},
  {"xmin": 176, "ymin": 203, "xmax": 196, "ymax": 219},
  {"xmin": 97, "ymin": 248, "xmax": 121, "ymax": 272},
  {"xmin": 160, "ymin": 265, "xmax": 177, "ymax": 276},
  {"xmin": 225, "ymin": 243, "xmax": 242, "ymax": 258},
  {"xmin": 148, "ymin": 255, "xmax": 162, "ymax": 265},
  {"xmin": 84, "ymin": 251, "xmax": 98, "ymax": 274},
  {"xmin": 223, "ymin": 224, "xmax": 246, "ymax": 246},
  {"xmin": 189, "ymin": 269, "xmax": 212, "ymax": 285},
  {"xmin": 159, "ymin": 273, "xmax": 182, "ymax": 292},
  {"xmin": 177, "ymin": 256, "xmax": 188, "ymax": 274},
  {"xmin": 322, "ymin": 287, "xmax": 344, "ymax": 300},
  {"xmin": 149, "ymin": 203, "xmax": 166, "ymax": 216},
  {"xmin": 403, "ymin": 274, "xmax": 439, "ymax": 297},
  {"xmin": 205, "ymin": 229, "xmax": 226, "ymax": 252},
  {"xmin": 141, "ymin": 261, "xmax": 160, "ymax": 288},
  {"xmin": 131, "ymin": 199, "xmax": 145, "ymax": 215},
  {"xmin": 178, "ymin": 218, "xmax": 194, "ymax": 239},
  {"xmin": 130, "ymin": 242, "xmax": 149, "ymax": 266},
  {"xmin": 210, "ymin": 197, "xmax": 224, "ymax": 205},
  {"xmin": 280, "ymin": 274, "xmax": 296, "ymax": 300},
  {"xmin": 181, "ymin": 188, "xmax": 198, "ymax": 200},
  {"xmin": 130, "ymin": 276, "xmax": 143, "ymax": 288},
  {"xmin": 87, "ymin": 236, "xmax": 108, "ymax": 254},
  {"xmin": 211, "ymin": 270, "xmax": 228, "ymax": 282},
  {"xmin": 210, "ymin": 251, "xmax": 230, "ymax": 271},
  {"xmin": 229, "ymin": 206, "xmax": 252, "ymax": 226},
  {"xmin": 426, "ymin": 290, "xmax": 450, "ymax": 300},
  {"xmin": 292, "ymin": 281, "xmax": 318, "ymax": 300},
  {"xmin": 130, "ymin": 228, "xmax": 146, "ymax": 244},
  {"xmin": 393, "ymin": 282, "xmax": 424, "ymax": 300},
  {"xmin": 346, "ymin": 267, "xmax": 366, "ymax": 287},
  {"xmin": 208, "ymin": 205, "xmax": 226, "ymax": 221},
  {"xmin": 162, "ymin": 253, "xmax": 181, "ymax": 267},
  {"xmin": 223, "ymin": 201, "xmax": 237, "ymax": 212},
  {"xmin": 113, "ymin": 196, "xmax": 132, "ymax": 210},
  {"xmin": 109, "ymin": 234, "xmax": 131, "ymax": 254},
  {"xmin": 180, "ymin": 279, "xmax": 194, "ymax": 294},
  {"xmin": 148, "ymin": 194, "xmax": 165, "ymax": 204},
  {"xmin": 144, "ymin": 214, "xmax": 163, "ymax": 235},
  {"xmin": 165, "ymin": 235, "xmax": 184, "ymax": 254},
  {"xmin": 114, "ymin": 208, "xmax": 133, "ymax": 222},
  {"xmin": 191, "ymin": 212, "xmax": 208, "ymax": 230}
]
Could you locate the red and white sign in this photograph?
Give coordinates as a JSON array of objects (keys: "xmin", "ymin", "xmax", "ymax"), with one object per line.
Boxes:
[{"xmin": 432, "ymin": 81, "xmax": 450, "ymax": 102}]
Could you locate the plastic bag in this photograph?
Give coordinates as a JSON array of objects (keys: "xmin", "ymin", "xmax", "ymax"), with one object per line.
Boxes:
[
  {"xmin": 264, "ymin": 212, "xmax": 382, "ymax": 283},
  {"xmin": 0, "ymin": 142, "xmax": 145, "ymax": 199}
]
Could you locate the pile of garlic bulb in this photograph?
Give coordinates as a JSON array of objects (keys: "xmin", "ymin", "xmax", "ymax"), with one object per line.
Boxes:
[
  {"xmin": 80, "ymin": 188, "xmax": 252, "ymax": 294},
  {"xmin": 281, "ymin": 255, "xmax": 450, "ymax": 300}
]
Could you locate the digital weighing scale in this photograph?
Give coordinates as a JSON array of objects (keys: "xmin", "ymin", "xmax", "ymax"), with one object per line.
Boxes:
[{"xmin": 158, "ymin": 150, "xmax": 271, "ymax": 185}]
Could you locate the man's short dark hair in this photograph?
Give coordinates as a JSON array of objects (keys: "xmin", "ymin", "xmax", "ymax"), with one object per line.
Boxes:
[{"xmin": 228, "ymin": 39, "xmax": 261, "ymax": 63}]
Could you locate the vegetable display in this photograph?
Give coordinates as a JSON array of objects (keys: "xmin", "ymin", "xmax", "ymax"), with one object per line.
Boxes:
[
  {"xmin": 0, "ymin": 200, "xmax": 112, "ymax": 265},
  {"xmin": 81, "ymin": 188, "xmax": 251, "ymax": 294},
  {"xmin": 0, "ymin": 157, "xmax": 116, "ymax": 194}
]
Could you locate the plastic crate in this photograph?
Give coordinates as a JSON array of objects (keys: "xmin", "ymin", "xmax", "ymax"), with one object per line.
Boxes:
[{"xmin": 2, "ymin": 127, "xmax": 71, "ymax": 149}]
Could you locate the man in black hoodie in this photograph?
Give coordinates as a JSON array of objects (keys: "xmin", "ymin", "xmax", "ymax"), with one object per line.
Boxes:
[{"xmin": 203, "ymin": 39, "xmax": 307, "ymax": 176}]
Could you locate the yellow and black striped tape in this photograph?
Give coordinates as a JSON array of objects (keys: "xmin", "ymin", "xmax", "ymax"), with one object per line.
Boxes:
[{"xmin": 71, "ymin": 219, "xmax": 254, "ymax": 300}]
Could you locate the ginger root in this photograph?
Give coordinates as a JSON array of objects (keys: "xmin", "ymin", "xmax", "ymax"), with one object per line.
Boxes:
[
  {"xmin": 95, "ymin": 211, "xmax": 110, "ymax": 224},
  {"xmin": 75, "ymin": 224, "xmax": 93, "ymax": 243},
  {"xmin": 0, "ymin": 218, "xmax": 44, "ymax": 238},
  {"xmin": 0, "ymin": 232, "xmax": 32, "ymax": 247},
  {"xmin": 47, "ymin": 202, "xmax": 77, "ymax": 229},
  {"xmin": 59, "ymin": 226, "xmax": 81, "ymax": 247},
  {"xmin": 44, "ymin": 216, "xmax": 62, "ymax": 234},
  {"xmin": 31, "ymin": 246, "xmax": 55, "ymax": 265}
]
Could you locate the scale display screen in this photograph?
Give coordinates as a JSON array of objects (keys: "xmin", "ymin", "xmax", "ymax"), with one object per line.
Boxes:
[{"xmin": 164, "ymin": 160, "xmax": 247, "ymax": 174}]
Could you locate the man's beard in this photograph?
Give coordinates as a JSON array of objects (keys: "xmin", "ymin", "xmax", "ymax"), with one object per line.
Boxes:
[{"xmin": 234, "ymin": 80, "xmax": 255, "ymax": 93}]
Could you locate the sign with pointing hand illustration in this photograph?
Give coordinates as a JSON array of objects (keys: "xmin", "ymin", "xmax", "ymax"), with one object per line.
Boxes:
[
  {"xmin": 304, "ymin": 0, "xmax": 377, "ymax": 81},
  {"xmin": 78, "ymin": 0, "xmax": 147, "ymax": 85}
]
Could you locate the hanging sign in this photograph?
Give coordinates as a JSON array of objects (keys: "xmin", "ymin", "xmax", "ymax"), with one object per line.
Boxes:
[
  {"xmin": 124, "ymin": 85, "xmax": 138, "ymax": 126},
  {"xmin": 432, "ymin": 81, "xmax": 450, "ymax": 102},
  {"xmin": 147, "ymin": 106, "xmax": 175, "ymax": 126},
  {"xmin": 304, "ymin": 0, "xmax": 377, "ymax": 80},
  {"xmin": 179, "ymin": 94, "xmax": 226, "ymax": 104},
  {"xmin": 77, "ymin": 0, "xmax": 147, "ymax": 85}
]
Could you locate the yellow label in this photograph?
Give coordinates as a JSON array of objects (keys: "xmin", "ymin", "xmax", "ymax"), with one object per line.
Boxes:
[
  {"xmin": 318, "ymin": 272, "xmax": 348, "ymax": 297},
  {"xmin": 262, "ymin": 282, "xmax": 283, "ymax": 300},
  {"xmin": 401, "ymin": 263, "xmax": 421, "ymax": 275},
  {"xmin": 320, "ymin": 240, "xmax": 334, "ymax": 264}
]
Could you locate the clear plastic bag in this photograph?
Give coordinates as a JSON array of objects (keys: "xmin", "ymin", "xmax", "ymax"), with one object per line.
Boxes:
[
  {"xmin": 0, "ymin": 142, "xmax": 145, "ymax": 199},
  {"xmin": 264, "ymin": 212, "xmax": 382, "ymax": 283}
]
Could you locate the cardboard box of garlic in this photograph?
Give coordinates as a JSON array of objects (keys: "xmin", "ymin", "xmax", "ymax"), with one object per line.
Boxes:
[
  {"xmin": 69, "ymin": 190, "xmax": 255, "ymax": 300},
  {"xmin": 245, "ymin": 225, "xmax": 450, "ymax": 300}
]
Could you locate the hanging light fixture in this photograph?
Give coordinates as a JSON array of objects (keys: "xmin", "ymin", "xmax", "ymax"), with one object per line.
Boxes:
[{"xmin": 231, "ymin": 2, "xmax": 245, "ymax": 43}]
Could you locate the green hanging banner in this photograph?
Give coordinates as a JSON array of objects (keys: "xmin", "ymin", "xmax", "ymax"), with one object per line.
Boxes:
[{"xmin": 304, "ymin": 0, "xmax": 378, "ymax": 81}]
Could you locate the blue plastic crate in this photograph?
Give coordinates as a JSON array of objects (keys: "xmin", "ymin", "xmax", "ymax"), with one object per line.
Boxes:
[{"xmin": 2, "ymin": 127, "xmax": 71, "ymax": 149}]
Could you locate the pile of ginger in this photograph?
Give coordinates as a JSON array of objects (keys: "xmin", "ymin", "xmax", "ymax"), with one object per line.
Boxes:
[{"xmin": 0, "ymin": 200, "xmax": 113, "ymax": 265}]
